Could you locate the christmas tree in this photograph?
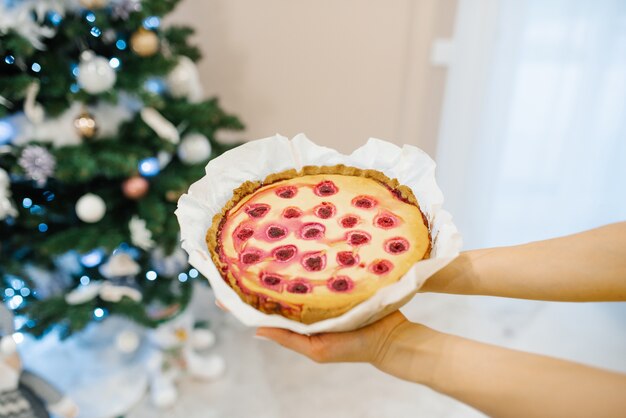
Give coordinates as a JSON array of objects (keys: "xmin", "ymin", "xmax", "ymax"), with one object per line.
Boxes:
[{"xmin": 0, "ymin": 0, "xmax": 243, "ymax": 338}]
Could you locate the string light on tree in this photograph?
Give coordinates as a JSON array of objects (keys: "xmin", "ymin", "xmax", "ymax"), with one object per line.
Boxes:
[
  {"xmin": 7, "ymin": 295, "xmax": 24, "ymax": 310},
  {"xmin": 80, "ymin": 249, "xmax": 105, "ymax": 267},
  {"xmin": 77, "ymin": 50, "xmax": 116, "ymax": 94},
  {"xmin": 93, "ymin": 307, "xmax": 108, "ymax": 320},
  {"xmin": 138, "ymin": 157, "xmax": 160, "ymax": 177},
  {"xmin": 74, "ymin": 110, "xmax": 98, "ymax": 138},
  {"xmin": 130, "ymin": 28, "xmax": 159, "ymax": 57},
  {"xmin": 142, "ymin": 16, "xmax": 160, "ymax": 29},
  {"xmin": 90, "ymin": 27, "xmax": 102, "ymax": 38},
  {"xmin": 75, "ymin": 193, "xmax": 106, "ymax": 223},
  {"xmin": 48, "ymin": 11, "xmax": 63, "ymax": 26},
  {"xmin": 109, "ymin": 57, "xmax": 121, "ymax": 69}
]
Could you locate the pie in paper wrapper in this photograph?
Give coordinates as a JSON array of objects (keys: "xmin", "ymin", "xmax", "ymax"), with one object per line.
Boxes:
[{"xmin": 176, "ymin": 134, "xmax": 461, "ymax": 334}]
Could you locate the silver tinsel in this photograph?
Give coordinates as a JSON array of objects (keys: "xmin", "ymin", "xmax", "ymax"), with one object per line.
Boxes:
[
  {"xmin": 18, "ymin": 145, "xmax": 56, "ymax": 186},
  {"xmin": 111, "ymin": 0, "xmax": 142, "ymax": 20}
]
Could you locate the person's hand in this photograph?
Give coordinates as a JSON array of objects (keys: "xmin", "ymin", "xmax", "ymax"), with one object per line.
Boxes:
[
  {"xmin": 215, "ymin": 299, "xmax": 444, "ymax": 385},
  {"xmin": 255, "ymin": 310, "xmax": 410, "ymax": 365},
  {"xmin": 216, "ymin": 299, "xmax": 410, "ymax": 364}
]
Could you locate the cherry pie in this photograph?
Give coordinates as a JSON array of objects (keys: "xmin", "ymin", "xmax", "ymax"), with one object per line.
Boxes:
[{"xmin": 206, "ymin": 165, "xmax": 431, "ymax": 324}]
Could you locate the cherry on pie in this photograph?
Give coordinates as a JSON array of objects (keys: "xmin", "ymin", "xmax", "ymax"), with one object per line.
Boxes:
[{"xmin": 206, "ymin": 165, "xmax": 431, "ymax": 324}]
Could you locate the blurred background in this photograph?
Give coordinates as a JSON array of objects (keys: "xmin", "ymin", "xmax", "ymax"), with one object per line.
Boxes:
[{"xmin": 1, "ymin": 0, "xmax": 625, "ymax": 417}]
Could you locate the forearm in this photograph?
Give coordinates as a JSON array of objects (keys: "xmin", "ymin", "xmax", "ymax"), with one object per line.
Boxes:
[
  {"xmin": 421, "ymin": 222, "xmax": 626, "ymax": 301},
  {"xmin": 373, "ymin": 324, "xmax": 626, "ymax": 418},
  {"xmin": 439, "ymin": 337, "xmax": 626, "ymax": 417}
]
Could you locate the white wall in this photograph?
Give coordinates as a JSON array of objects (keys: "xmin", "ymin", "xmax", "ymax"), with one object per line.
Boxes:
[{"xmin": 166, "ymin": 0, "xmax": 457, "ymax": 156}]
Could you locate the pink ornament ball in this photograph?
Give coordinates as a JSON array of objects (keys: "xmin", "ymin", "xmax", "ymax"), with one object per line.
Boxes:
[{"xmin": 122, "ymin": 176, "xmax": 149, "ymax": 200}]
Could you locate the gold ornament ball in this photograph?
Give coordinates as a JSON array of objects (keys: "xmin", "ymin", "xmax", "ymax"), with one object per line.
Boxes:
[
  {"xmin": 74, "ymin": 111, "xmax": 98, "ymax": 139},
  {"xmin": 165, "ymin": 190, "xmax": 182, "ymax": 202},
  {"xmin": 79, "ymin": 0, "xmax": 108, "ymax": 8},
  {"xmin": 130, "ymin": 28, "xmax": 160, "ymax": 57},
  {"xmin": 122, "ymin": 176, "xmax": 149, "ymax": 200}
]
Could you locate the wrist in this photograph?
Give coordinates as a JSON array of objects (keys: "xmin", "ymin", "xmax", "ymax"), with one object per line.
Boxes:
[
  {"xmin": 419, "ymin": 249, "xmax": 486, "ymax": 295},
  {"xmin": 371, "ymin": 321, "xmax": 451, "ymax": 387}
]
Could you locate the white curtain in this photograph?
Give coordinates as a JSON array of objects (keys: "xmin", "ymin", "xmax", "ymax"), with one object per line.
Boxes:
[
  {"xmin": 436, "ymin": 0, "xmax": 626, "ymax": 249},
  {"xmin": 429, "ymin": 1, "xmax": 626, "ymax": 384}
]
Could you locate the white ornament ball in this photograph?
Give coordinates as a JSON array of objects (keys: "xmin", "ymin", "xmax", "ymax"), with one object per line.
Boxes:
[
  {"xmin": 77, "ymin": 51, "xmax": 116, "ymax": 94},
  {"xmin": 192, "ymin": 329, "xmax": 216, "ymax": 350},
  {"xmin": 193, "ymin": 354, "xmax": 226, "ymax": 380},
  {"xmin": 150, "ymin": 378, "xmax": 178, "ymax": 409},
  {"xmin": 157, "ymin": 151, "xmax": 172, "ymax": 169},
  {"xmin": 116, "ymin": 330, "xmax": 141, "ymax": 354},
  {"xmin": 75, "ymin": 193, "xmax": 106, "ymax": 223},
  {"xmin": 177, "ymin": 133, "xmax": 212, "ymax": 165},
  {"xmin": 166, "ymin": 56, "xmax": 203, "ymax": 102}
]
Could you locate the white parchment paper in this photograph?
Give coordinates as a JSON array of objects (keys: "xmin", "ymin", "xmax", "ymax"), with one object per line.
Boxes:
[{"xmin": 176, "ymin": 134, "xmax": 462, "ymax": 334}]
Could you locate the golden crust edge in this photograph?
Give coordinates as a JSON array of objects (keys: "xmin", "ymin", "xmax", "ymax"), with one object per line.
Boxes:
[{"xmin": 205, "ymin": 164, "xmax": 432, "ymax": 324}]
